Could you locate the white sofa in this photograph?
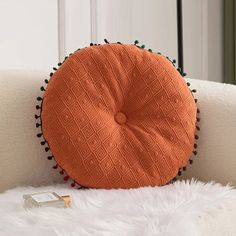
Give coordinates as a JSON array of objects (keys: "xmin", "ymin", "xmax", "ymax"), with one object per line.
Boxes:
[
  {"xmin": 0, "ymin": 71, "xmax": 236, "ymax": 192},
  {"xmin": 1, "ymin": 71, "xmax": 236, "ymax": 235}
]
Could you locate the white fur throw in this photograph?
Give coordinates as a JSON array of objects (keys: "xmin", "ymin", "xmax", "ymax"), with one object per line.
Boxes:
[{"xmin": 0, "ymin": 180, "xmax": 236, "ymax": 236}]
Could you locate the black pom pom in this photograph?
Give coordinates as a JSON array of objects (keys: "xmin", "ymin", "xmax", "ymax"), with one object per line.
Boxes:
[
  {"xmin": 36, "ymin": 105, "xmax": 41, "ymax": 110},
  {"xmin": 178, "ymin": 170, "xmax": 182, "ymax": 176},
  {"xmin": 191, "ymin": 89, "xmax": 197, "ymax": 93},
  {"xmin": 34, "ymin": 114, "xmax": 40, "ymax": 119},
  {"xmin": 183, "ymin": 166, "xmax": 187, "ymax": 171},
  {"xmin": 37, "ymin": 97, "xmax": 42, "ymax": 101},
  {"xmin": 50, "ymin": 72, "xmax": 53, "ymax": 77},
  {"xmin": 53, "ymin": 164, "xmax": 58, "ymax": 169},
  {"xmin": 134, "ymin": 40, "xmax": 139, "ymax": 45},
  {"xmin": 197, "ymin": 117, "xmax": 200, "ymax": 122},
  {"xmin": 193, "ymin": 150, "xmax": 197, "ymax": 155},
  {"xmin": 104, "ymin": 39, "xmax": 109, "ymax": 44},
  {"xmin": 177, "ymin": 67, "xmax": 182, "ymax": 73},
  {"xmin": 58, "ymin": 62, "xmax": 62, "ymax": 66},
  {"xmin": 37, "ymin": 133, "xmax": 42, "ymax": 138},
  {"xmin": 40, "ymin": 86, "xmax": 45, "ymax": 91},
  {"xmin": 182, "ymin": 72, "xmax": 187, "ymax": 76},
  {"xmin": 41, "ymin": 141, "xmax": 46, "ymax": 145},
  {"xmin": 36, "ymin": 123, "xmax": 41, "ymax": 128},
  {"xmin": 196, "ymin": 126, "xmax": 200, "ymax": 131},
  {"xmin": 189, "ymin": 159, "xmax": 193, "ymax": 164},
  {"xmin": 117, "ymin": 42, "xmax": 121, "ymax": 44},
  {"xmin": 45, "ymin": 147, "xmax": 50, "ymax": 152},
  {"xmin": 47, "ymin": 156, "xmax": 53, "ymax": 160},
  {"xmin": 90, "ymin": 43, "xmax": 93, "ymax": 46},
  {"xmin": 195, "ymin": 134, "xmax": 199, "ymax": 140},
  {"xmin": 172, "ymin": 59, "xmax": 176, "ymax": 63},
  {"xmin": 194, "ymin": 143, "xmax": 198, "ymax": 149},
  {"xmin": 148, "ymin": 49, "xmax": 152, "ymax": 52},
  {"xmin": 141, "ymin": 45, "xmax": 145, "ymax": 49},
  {"xmin": 53, "ymin": 67, "xmax": 57, "ymax": 71},
  {"xmin": 60, "ymin": 170, "xmax": 64, "ymax": 175},
  {"xmin": 45, "ymin": 79, "xmax": 49, "ymax": 84},
  {"xmin": 194, "ymin": 99, "xmax": 198, "ymax": 103},
  {"xmin": 186, "ymin": 82, "xmax": 191, "ymax": 86}
]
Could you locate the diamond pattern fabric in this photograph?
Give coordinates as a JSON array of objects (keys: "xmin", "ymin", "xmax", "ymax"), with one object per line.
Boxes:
[{"xmin": 42, "ymin": 43, "xmax": 197, "ymax": 189}]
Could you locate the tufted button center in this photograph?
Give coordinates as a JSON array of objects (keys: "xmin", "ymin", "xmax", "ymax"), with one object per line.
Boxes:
[{"xmin": 115, "ymin": 112, "xmax": 127, "ymax": 125}]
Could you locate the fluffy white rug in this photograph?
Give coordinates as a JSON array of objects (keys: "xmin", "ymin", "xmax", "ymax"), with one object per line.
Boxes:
[{"xmin": 0, "ymin": 180, "xmax": 236, "ymax": 236}]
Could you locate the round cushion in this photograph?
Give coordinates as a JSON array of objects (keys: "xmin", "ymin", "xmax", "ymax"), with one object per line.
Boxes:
[{"xmin": 41, "ymin": 43, "xmax": 197, "ymax": 189}]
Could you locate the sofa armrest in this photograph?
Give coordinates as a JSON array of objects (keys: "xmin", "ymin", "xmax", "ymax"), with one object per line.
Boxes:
[{"xmin": 182, "ymin": 78, "xmax": 236, "ymax": 185}]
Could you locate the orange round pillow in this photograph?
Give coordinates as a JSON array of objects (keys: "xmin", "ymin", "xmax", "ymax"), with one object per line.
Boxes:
[{"xmin": 36, "ymin": 41, "xmax": 198, "ymax": 189}]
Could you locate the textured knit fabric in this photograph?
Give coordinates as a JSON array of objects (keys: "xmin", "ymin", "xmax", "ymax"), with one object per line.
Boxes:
[{"xmin": 42, "ymin": 43, "xmax": 197, "ymax": 189}]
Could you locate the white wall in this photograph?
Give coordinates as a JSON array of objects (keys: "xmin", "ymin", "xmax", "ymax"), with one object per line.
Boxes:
[
  {"xmin": 64, "ymin": 0, "xmax": 91, "ymax": 56},
  {"xmin": 0, "ymin": 0, "xmax": 223, "ymax": 82},
  {"xmin": 207, "ymin": 0, "xmax": 223, "ymax": 83},
  {"xmin": 183, "ymin": 0, "xmax": 223, "ymax": 82},
  {"xmin": 96, "ymin": 0, "xmax": 178, "ymax": 63},
  {"xmin": 0, "ymin": 0, "xmax": 59, "ymax": 72},
  {"xmin": 183, "ymin": 0, "xmax": 203, "ymax": 80},
  {"xmin": 0, "ymin": 0, "xmax": 91, "ymax": 72}
]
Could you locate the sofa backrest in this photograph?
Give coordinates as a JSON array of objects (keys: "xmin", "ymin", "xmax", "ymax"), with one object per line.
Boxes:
[{"xmin": 0, "ymin": 71, "xmax": 61, "ymax": 192}]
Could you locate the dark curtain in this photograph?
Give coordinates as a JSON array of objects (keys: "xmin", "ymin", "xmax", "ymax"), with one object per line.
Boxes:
[{"xmin": 224, "ymin": 0, "xmax": 236, "ymax": 84}]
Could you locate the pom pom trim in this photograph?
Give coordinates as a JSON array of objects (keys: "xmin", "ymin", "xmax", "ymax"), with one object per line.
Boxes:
[{"xmin": 35, "ymin": 39, "xmax": 200, "ymax": 187}]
